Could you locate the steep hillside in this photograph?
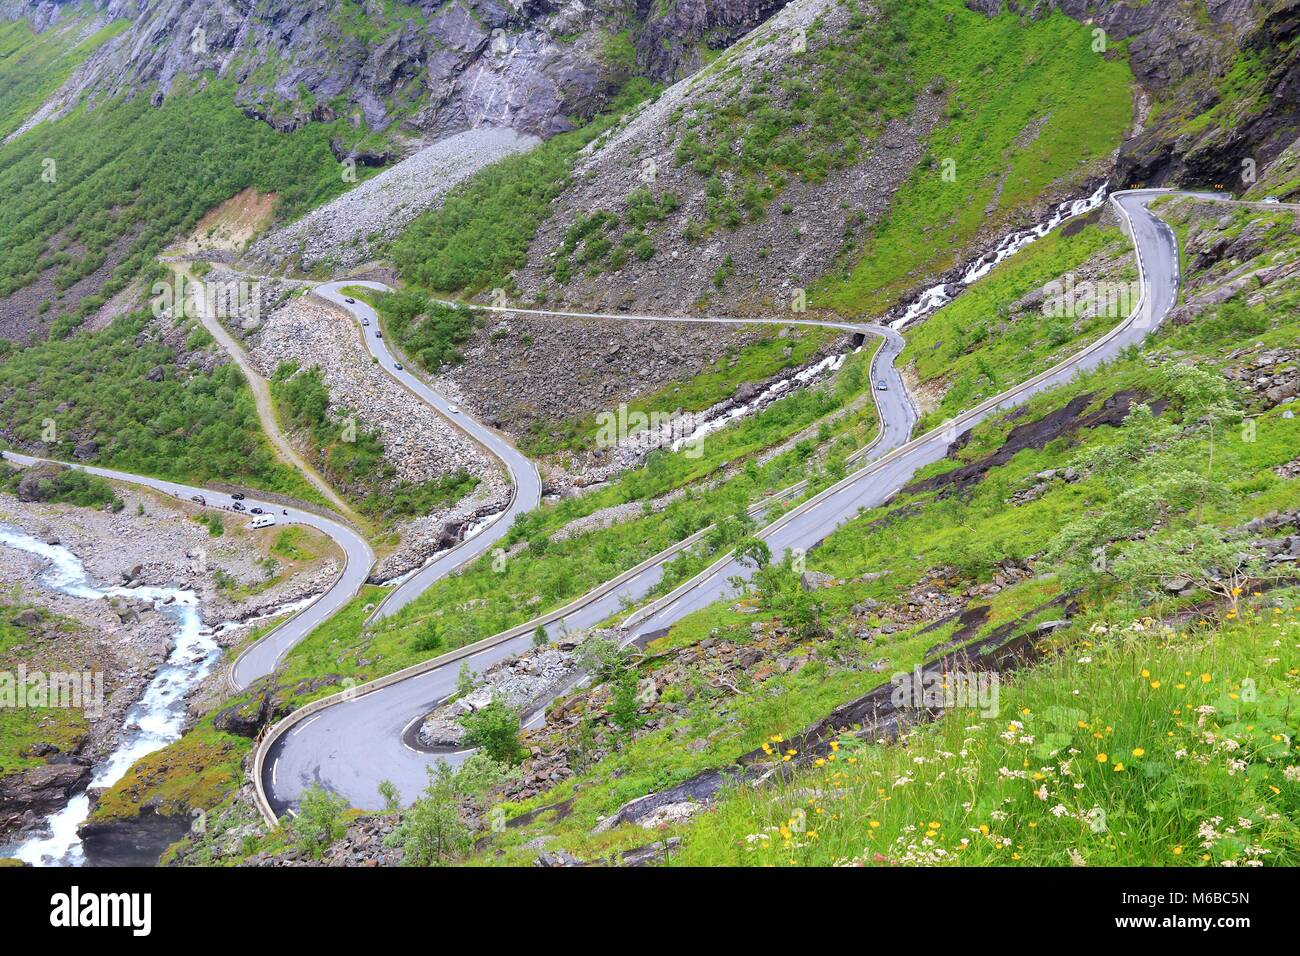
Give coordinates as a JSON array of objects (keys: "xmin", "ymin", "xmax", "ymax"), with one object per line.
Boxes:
[
  {"xmin": 483, "ymin": 0, "xmax": 1135, "ymax": 315},
  {"xmin": 1, "ymin": 0, "xmax": 792, "ymax": 141}
]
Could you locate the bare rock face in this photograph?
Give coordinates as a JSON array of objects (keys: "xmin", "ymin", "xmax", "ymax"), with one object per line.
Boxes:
[
  {"xmin": 967, "ymin": 0, "xmax": 1300, "ymax": 191},
  {"xmin": 0, "ymin": 759, "xmax": 91, "ymax": 841},
  {"xmin": 3, "ymin": 0, "xmax": 797, "ymax": 141}
]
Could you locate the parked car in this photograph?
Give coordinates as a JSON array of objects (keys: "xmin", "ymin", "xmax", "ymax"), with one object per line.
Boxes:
[
  {"xmin": 231, "ymin": 502, "xmax": 246, "ymax": 512},
  {"xmin": 190, "ymin": 494, "xmax": 206, "ymax": 506},
  {"xmin": 250, "ymin": 507, "xmax": 264, "ymax": 515},
  {"xmin": 248, "ymin": 514, "xmax": 278, "ymax": 530},
  {"xmin": 231, "ymin": 492, "xmax": 245, "ymax": 500}
]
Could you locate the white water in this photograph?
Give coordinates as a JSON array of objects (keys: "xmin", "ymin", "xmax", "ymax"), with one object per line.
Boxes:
[
  {"xmin": 671, "ymin": 351, "xmax": 849, "ymax": 452},
  {"xmin": 383, "ymin": 510, "xmax": 502, "ymax": 588},
  {"xmin": 890, "ymin": 183, "xmax": 1109, "ymax": 330},
  {"xmin": 0, "ymin": 523, "xmax": 220, "ymax": 866}
]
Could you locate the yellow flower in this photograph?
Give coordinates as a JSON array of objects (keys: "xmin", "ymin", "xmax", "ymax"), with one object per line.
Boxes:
[
  {"xmin": 929, "ymin": 821, "xmax": 941, "ymax": 829},
  {"xmin": 1173, "ymin": 846, "xmax": 1183, "ymax": 856},
  {"xmin": 869, "ymin": 820, "xmax": 881, "ymax": 829},
  {"xmin": 1131, "ymin": 748, "xmax": 1146, "ymax": 757},
  {"xmin": 1201, "ymin": 673, "xmax": 1212, "ymax": 684},
  {"xmin": 1113, "ymin": 762, "xmax": 1125, "ymax": 772},
  {"xmin": 1150, "ymin": 680, "xmax": 1161, "ymax": 689},
  {"xmin": 979, "ymin": 824, "xmax": 990, "ymax": 835},
  {"xmin": 1141, "ymin": 668, "xmax": 1150, "ymax": 678},
  {"xmin": 1096, "ymin": 752, "xmax": 1108, "ymax": 763},
  {"xmin": 1021, "ymin": 707, "xmax": 1031, "ymax": 716}
]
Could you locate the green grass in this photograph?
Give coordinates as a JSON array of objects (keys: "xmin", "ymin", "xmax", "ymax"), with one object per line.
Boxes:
[
  {"xmin": 0, "ymin": 78, "xmax": 371, "ymax": 332},
  {"xmin": 0, "ymin": 603, "xmax": 95, "ymax": 777},
  {"xmin": 818, "ymin": 0, "xmax": 1133, "ymax": 314},
  {"xmin": 0, "ymin": 9, "xmax": 129, "ymax": 140},
  {"xmin": 0, "ymin": 309, "xmax": 320, "ymax": 500},
  {"xmin": 900, "ymin": 222, "xmax": 1130, "ymax": 430},
  {"xmin": 85, "ymin": 711, "xmax": 252, "ymax": 826},
  {"xmin": 0, "ymin": 460, "xmax": 122, "ymax": 510},
  {"xmin": 672, "ymin": 602, "xmax": 1300, "ymax": 866},
  {"xmin": 390, "ymin": 79, "xmax": 660, "ymax": 297}
]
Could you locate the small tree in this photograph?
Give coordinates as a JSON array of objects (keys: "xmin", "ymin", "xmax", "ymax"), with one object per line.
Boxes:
[
  {"xmin": 290, "ymin": 784, "xmax": 348, "ymax": 857},
  {"xmin": 377, "ymin": 779, "xmax": 401, "ymax": 813},
  {"xmin": 391, "ymin": 756, "xmax": 512, "ymax": 866},
  {"xmin": 1114, "ymin": 526, "xmax": 1280, "ymax": 614},
  {"xmin": 394, "ymin": 764, "xmax": 470, "ymax": 866},
  {"xmin": 734, "ymin": 536, "xmax": 772, "ymax": 571},
  {"xmin": 608, "ymin": 667, "xmax": 644, "ymax": 738},
  {"xmin": 532, "ymin": 624, "xmax": 549, "ymax": 647},
  {"xmin": 458, "ymin": 698, "xmax": 524, "ymax": 764},
  {"xmin": 454, "ymin": 660, "xmax": 477, "ymax": 699}
]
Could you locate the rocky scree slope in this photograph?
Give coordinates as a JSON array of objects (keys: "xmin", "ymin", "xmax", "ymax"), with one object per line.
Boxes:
[{"xmin": 1, "ymin": 0, "xmax": 795, "ymax": 144}]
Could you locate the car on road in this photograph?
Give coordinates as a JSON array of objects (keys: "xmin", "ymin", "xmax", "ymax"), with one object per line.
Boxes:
[
  {"xmin": 231, "ymin": 502, "xmax": 246, "ymax": 512},
  {"xmin": 375, "ymin": 330, "xmax": 382, "ymax": 338},
  {"xmin": 231, "ymin": 492, "xmax": 245, "ymax": 500},
  {"xmin": 250, "ymin": 507, "xmax": 265, "ymax": 515},
  {"xmin": 1262, "ymin": 196, "xmax": 1280, "ymax": 204},
  {"xmin": 448, "ymin": 405, "xmax": 460, "ymax": 414},
  {"xmin": 876, "ymin": 382, "xmax": 889, "ymax": 391},
  {"xmin": 344, "ymin": 296, "xmax": 356, "ymax": 304},
  {"xmin": 362, "ymin": 318, "xmax": 370, "ymax": 326},
  {"xmin": 248, "ymin": 514, "xmax": 278, "ymax": 530},
  {"xmin": 394, "ymin": 363, "xmax": 403, "ymax": 371},
  {"xmin": 190, "ymin": 494, "xmax": 206, "ymax": 506}
]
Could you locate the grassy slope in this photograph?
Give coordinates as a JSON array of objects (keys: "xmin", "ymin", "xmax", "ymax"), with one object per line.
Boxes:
[
  {"xmin": 0, "ymin": 78, "xmax": 360, "ymax": 334},
  {"xmin": 0, "ymin": 312, "xmax": 321, "ymax": 499},
  {"xmin": 0, "ymin": 604, "xmax": 93, "ymax": 777},
  {"xmin": 458, "ymin": 202, "xmax": 1300, "ymax": 866},
  {"xmin": 676, "ymin": 604, "xmax": 1300, "ymax": 866},
  {"xmin": 0, "ymin": 9, "xmax": 128, "ymax": 140},
  {"xmin": 901, "ymin": 220, "xmax": 1132, "ymax": 430},
  {"xmin": 818, "ymin": 0, "xmax": 1133, "ymax": 314}
]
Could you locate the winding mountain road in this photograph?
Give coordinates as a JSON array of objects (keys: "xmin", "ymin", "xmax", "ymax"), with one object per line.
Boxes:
[
  {"xmin": 257, "ymin": 297, "xmax": 912, "ymax": 815},
  {"xmin": 254, "ymin": 188, "xmax": 1192, "ymax": 820},
  {"xmin": 0, "ymin": 449, "xmax": 375, "ymax": 694},
  {"xmin": 314, "ymin": 281, "xmax": 543, "ymax": 620}
]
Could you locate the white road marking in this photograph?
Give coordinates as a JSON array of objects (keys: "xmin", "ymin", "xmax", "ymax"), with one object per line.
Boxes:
[{"xmin": 291, "ymin": 713, "xmax": 324, "ymax": 737}]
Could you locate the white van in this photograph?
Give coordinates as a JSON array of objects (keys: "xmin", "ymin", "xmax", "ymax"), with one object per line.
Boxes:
[{"xmin": 248, "ymin": 514, "xmax": 278, "ymax": 530}]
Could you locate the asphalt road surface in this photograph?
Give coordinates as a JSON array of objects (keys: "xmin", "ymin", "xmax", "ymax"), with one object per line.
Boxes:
[
  {"xmin": 259, "ymin": 190, "xmax": 1188, "ymax": 816},
  {"xmin": 314, "ymin": 281, "xmax": 543, "ymax": 619},
  {"xmin": 0, "ymin": 449, "xmax": 375, "ymax": 692},
  {"xmin": 261, "ymin": 304, "xmax": 913, "ymax": 813}
]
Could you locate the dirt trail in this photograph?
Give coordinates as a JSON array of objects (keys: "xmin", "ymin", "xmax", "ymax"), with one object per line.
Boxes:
[{"xmin": 171, "ymin": 264, "xmax": 363, "ymax": 526}]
